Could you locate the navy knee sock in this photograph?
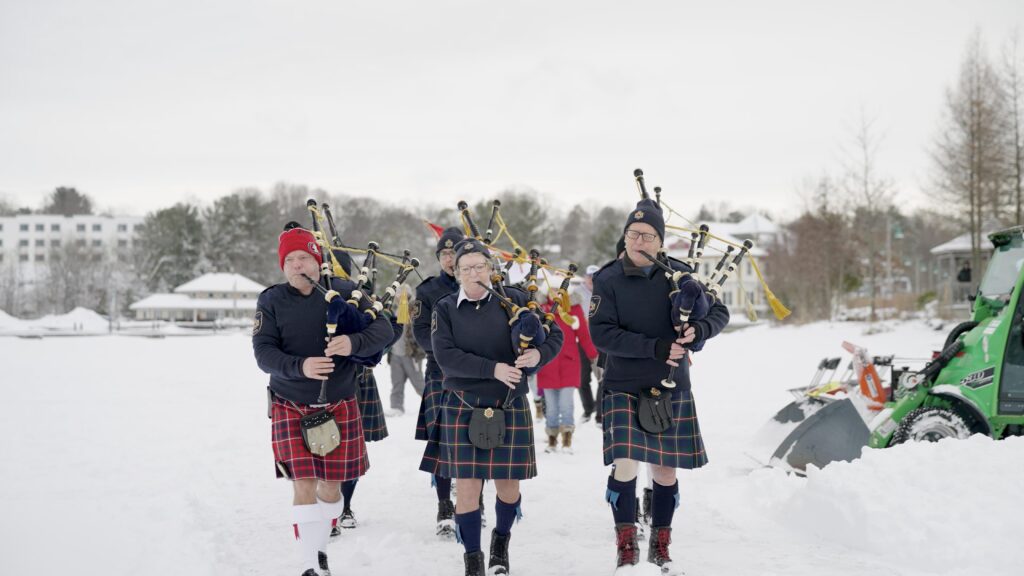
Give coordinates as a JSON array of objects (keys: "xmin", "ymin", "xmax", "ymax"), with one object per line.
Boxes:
[
  {"xmin": 434, "ymin": 475, "xmax": 452, "ymax": 502},
  {"xmin": 454, "ymin": 509, "xmax": 482, "ymax": 553},
  {"xmin": 341, "ymin": 479, "xmax": 357, "ymax": 510},
  {"xmin": 494, "ymin": 496, "xmax": 521, "ymax": 536},
  {"xmin": 606, "ymin": 476, "xmax": 637, "ymax": 525},
  {"xmin": 651, "ymin": 481, "xmax": 679, "ymax": 528}
]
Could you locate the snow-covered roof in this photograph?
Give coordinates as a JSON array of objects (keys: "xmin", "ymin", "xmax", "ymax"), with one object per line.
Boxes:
[
  {"xmin": 174, "ymin": 273, "xmax": 265, "ymax": 294},
  {"xmin": 733, "ymin": 213, "xmax": 779, "ymax": 235},
  {"xmin": 930, "ymin": 232, "xmax": 998, "ymax": 255},
  {"xmin": 664, "ymin": 229, "xmax": 767, "ymax": 258},
  {"xmin": 130, "ymin": 293, "xmax": 258, "ymax": 311}
]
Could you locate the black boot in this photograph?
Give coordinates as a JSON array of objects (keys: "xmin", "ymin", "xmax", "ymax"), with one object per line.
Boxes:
[
  {"xmin": 614, "ymin": 523, "xmax": 640, "ymax": 568},
  {"xmin": 437, "ymin": 499, "xmax": 456, "ymax": 537},
  {"xmin": 464, "ymin": 550, "xmax": 486, "ymax": 576},
  {"xmin": 318, "ymin": 551, "xmax": 331, "ymax": 576},
  {"xmin": 300, "ymin": 570, "xmax": 317, "ymax": 576},
  {"xmin": 488, "ymin": 530, "xmax": 511, "ymax": 575}
]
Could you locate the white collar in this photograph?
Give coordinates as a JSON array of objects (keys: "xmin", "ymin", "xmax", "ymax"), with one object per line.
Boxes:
[{"xmin": 457, "ymin": 286, "xmax": 492, "ymax": 308}]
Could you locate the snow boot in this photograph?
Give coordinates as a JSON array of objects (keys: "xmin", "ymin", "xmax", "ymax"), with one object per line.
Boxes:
[
  {"xmin": 534, "ymin": 398, "xmax": 545, "ymax": 420},
  {"xmin": 437, "ymin": 499, "xmax": 456, "ymax": 538},
  {"xmin": 464, "ymin": 550, "xmax": 486, "ymax": 576},
  {"xmin": 487, "ymin": 530, "xmax": 511, "ymax": 575},
  {"xmin": 648, "ymin": 526, "xmax": 681, "ymax": 575},
  {"xmin": 614, "ymin": 523, "xmax": 640, "ymax": 569},
  {"xmin": 300, "ymin": 570, "xmax": 317, "ymax": 576},
  {"xmin": 318, "ymin": 551, "xmax": 331, "ymax": 576},
  {"xmin": 545, "ymin": 429, "xmax": 558, "ymax": 453},
  {"xmin": 561, "ymin": 429, "xmax": 574, "ymax": 454}
]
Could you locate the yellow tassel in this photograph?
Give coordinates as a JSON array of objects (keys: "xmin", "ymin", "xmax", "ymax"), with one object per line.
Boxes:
[
  {"xmin": 765, "ymin": 287, "xmax": 791, "ymax": 320},
  {"xmin": 750, "ymin": 257, "xmax": 791, "ymax": 321},
  {"xmin": 397, "ymin": 289, "xmax": 411, "ymax": 325},
  {"xmin": 331, "ymin": 258, "xmax": 350, "ymax": 279}
]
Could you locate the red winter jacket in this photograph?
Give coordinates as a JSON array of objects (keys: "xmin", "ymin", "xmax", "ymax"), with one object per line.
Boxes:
[{"xmin": 537, "ymin": 303, "xmax": 598, "ymax": 392}]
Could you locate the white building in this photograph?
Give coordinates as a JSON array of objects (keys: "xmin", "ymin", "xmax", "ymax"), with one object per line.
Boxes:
[
  {"xmin": 129, "ymin": 272, "xmax": 265, "ymax": 322},
  {"xmin": 0, "ymin": 214, "xmax": 144, "ymax": 280}
]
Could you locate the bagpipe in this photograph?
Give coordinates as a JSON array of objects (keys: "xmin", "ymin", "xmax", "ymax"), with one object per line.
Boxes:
[
  {"xmin": 455, "ymin": 199, "xmax": 580, "ymax": 371},
  {"xmin": 297, "ymin": 199, "xmax": 420, "ymax": 371},
  {"xmin": 630, "ymin": 168, "xmax": 789, "ymax": 388}
]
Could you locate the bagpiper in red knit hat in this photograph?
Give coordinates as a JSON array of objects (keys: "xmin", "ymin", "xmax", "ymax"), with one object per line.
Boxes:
[{"xmin": 278, "ymin": 226, "xmax": 323, "ymax": 269}]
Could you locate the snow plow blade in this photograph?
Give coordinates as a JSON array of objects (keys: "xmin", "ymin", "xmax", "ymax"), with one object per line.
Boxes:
[{"xmin": 767, "ymin": 399, "xmax": 870, "ymax": 473}]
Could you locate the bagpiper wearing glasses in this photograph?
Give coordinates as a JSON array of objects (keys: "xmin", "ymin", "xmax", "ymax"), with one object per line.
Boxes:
[
  {"xmin": 589, "ymin": 198, "xmax": 729, "ymax": 575},
  {"xmin": 430, "ymin": 239, "xmax": 564, "ymax": 576},
  {"xmin": 413, "ymin": 226, "xmax": 465, "ymax": 537}
]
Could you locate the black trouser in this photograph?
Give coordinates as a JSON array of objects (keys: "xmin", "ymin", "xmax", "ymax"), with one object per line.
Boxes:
[{"xmin": 578, "ymin": 343, "xmax": 595, "ymax": 417}]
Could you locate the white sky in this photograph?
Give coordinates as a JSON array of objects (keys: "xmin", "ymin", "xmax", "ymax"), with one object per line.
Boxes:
[{"xmin": 1, "ymin": 0, "xmax": 1022, "ymax": 220}]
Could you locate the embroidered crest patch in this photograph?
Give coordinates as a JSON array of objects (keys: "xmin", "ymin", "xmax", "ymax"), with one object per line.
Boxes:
[
  {"xmin": 634, "ymin": 210, "xmax": 644, "ymax": 219},
  {"xmin": 252, "ymin": 311, "xmax": 263, "ymax": 335},
  {"xmin": 445, "ymin": 239, "xmax": 454, "ymax": 248},
  {"xmin": 307, "ymin": 241, "xmax": 320, "ymax": 255},
  {"xmin": 589, "ymin": 295, "xmax": 601, "ymax": 318},
  {"xmin": 411, "ymin": 299, "xmax": 423, "ymax": 320}
]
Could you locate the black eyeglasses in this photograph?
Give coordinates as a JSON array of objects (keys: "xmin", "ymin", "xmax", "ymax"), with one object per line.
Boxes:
[
  {"xmin": 625, "ymin": 229, "xmax": 658, "ymax": 243},
  {"xmin": 458, "ymin": 263, "xmax": 489, "ymax": 275}
]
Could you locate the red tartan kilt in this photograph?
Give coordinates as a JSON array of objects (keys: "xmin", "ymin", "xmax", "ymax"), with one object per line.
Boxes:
[{"xmin": 271, "ymin": 396, "xmax": 370, "ymax": 481}]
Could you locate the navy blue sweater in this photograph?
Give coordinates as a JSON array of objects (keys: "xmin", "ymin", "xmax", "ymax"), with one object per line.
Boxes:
[
  {"xmin": 253, "ymin": 279, "xmax": 395, "ymax": 405},
  {"xmin": 412, "ymin": 272, "xmax": 460, "ymax": 379},
  {"xmin": 589, "ymin": 255, "xmax": 729, "ymax": 394},
  {"xmin": 431, "ymin": 287, "xmax": 563, "ymax": 404}
]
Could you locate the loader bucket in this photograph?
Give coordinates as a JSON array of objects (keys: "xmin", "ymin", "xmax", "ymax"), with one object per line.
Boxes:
[{"xmin": 764, "ymin": 398, "xmax": 870, "ymax": 473}]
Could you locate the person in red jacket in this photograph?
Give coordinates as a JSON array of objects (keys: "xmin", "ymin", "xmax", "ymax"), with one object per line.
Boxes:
[{"xmin": 537, "ymin": 296, "xmax": 598, "ymax": 453}]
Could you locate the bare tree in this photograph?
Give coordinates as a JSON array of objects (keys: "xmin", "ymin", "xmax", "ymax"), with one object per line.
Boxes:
[
  {"xmin": 1002, "ymin": 32, "xmax": 1024, "ymax": 225},
  {"xmin": 932, "ymin": 31, "xmax": 1008, "ymax": 286},
  {"xmin": 841, "ymin": 111, "xmax": 896, "ymax": 322}
]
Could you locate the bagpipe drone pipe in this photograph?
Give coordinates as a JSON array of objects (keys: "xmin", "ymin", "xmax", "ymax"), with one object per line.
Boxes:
[{"xmin": 297, "ymin": 199, "xmax": 421, "ymax": 368}]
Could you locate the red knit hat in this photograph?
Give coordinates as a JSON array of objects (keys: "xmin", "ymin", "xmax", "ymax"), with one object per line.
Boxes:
[{"xmin": 278, "ymin": 228, "xmax": 323, "ymax": 269}]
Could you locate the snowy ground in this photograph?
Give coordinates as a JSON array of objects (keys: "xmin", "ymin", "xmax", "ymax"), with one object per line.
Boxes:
[{"xmin": 1, "ymin": 321, "xmax": 1021, "ymax": 576}]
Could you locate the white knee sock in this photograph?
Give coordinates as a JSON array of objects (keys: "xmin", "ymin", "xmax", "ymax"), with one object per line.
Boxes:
[
  {"xmin": 292, "ymin": 503, "xmax": 323, "ymax": 572},
  {"xmin": 317, "ymin": 496, "xmax": 345, "ymax": 553}
]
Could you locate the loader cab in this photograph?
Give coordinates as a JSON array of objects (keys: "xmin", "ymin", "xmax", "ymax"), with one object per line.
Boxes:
[
  {"xmin": 986, "ymin": 227, "xmax": 1024, "ymax": 416},
  {"xmin": 974, "ymin": 227, "xmax": 1024, "ymax": 321}
]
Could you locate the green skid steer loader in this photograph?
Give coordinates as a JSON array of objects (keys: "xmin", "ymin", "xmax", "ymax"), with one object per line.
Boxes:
[
  {"xmin": 760, "ymin": 226, "xmax": 1024, "ymax": 473},
  {"xmin": 869, "ymin": 226, "xmax": 1024, "ymax": 448}
]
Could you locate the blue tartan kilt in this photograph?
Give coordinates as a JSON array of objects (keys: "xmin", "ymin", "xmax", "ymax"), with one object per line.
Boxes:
[
  {"xmin": 415, "ymin": 371, "xmax": 445, "ymax": 442},
  {"xmin": 357, "ymin": 369, "xmax": 389, "ymax": 442},
  {"xmin": 601, "ymin": 389, "xmax": 708, "ymax": 469},
  {"xmin": 434, "ymin": 390, "xmax": 537, "ymax": 481}
]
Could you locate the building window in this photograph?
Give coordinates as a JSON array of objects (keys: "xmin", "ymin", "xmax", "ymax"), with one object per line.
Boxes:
[
  {"xmin": 19, "ymin": 254, "xmax": 28, "ymax": 262},
  {"xmin": 35, "ymin": 239, "xmax": 44, "ymax": 247},
  {"xmin": 19, "ymin": 224, "xmax": 28, "ymax": 232},
  {"xmin": 92, "ymin": 239, "xmax": 102, "ymax": 247},
  {"xmin": 77, "ymin": 224, "xmax": 86, "ymax": 232},
  {"xmin": 19, "ymin": 239, "xmax": 29, "ymax": 247},
  {"xmin": 91, "ymin": 253, "xmax": 102, "ymax": 262},
  {"xmin": 118, "ymin": 224, "xmax": 128, "ymax": 232},
  {"xmin": 35, "ymin": 223, "xmax": 44, "ymax": 231},
  {"xmin": 76, "ymin": 239, "xmax": 86, "ymax": 247},
  {"xmin": 118, "ymin": 239, "xmax": 128, "ymax": 248},
  {"xmin": 724, "ymin": 291, "xmax": 733, "ymax": 306},
  {"xmin": 0, "ymin": 223, "xmax": 3, "ymax": 231},
  {"xmin": 51, "ymin": 224, "xmax": 60, "ymax": 232},
  {"xmin": 51, "ymin": 239, "xmax": 61, "ymax": 247},
  {"xmin": 92, "ymin": 224, "xmax": 101, "ymax": 232},
  {"xmin": 134, "ymin": 224, "xmax": 142, "ymax": 231},
  {"xmin": 0, "ymin": 239, "xmax": 3, "ymax": 247},
  {"xmin": 35, "ymin": 254, "xmax": 45, "ymax": 262}
]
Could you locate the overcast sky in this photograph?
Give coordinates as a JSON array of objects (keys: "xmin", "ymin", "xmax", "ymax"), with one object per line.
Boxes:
[{"xmin": 1, "ymin": 0, "xmax": 1021, "ymax": 220}]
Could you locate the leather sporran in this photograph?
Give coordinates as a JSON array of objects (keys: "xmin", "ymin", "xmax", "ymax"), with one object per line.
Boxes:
[
  {"xmin": 300, "ymin": 408, "xmax": 342, "ymax": 457},
  {"xmin": 468, "ymin": 406, "xmax": 506, "ymax": 450},
  {"xmin": 637, "ymin": 388, "xmax": 673, "ymax": 434}
]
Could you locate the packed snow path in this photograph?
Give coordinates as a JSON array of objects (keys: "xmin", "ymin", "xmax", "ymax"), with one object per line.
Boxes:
[{"xmin": 1, "ymin": 321, "xmax": 1020, "ymax": 576}]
